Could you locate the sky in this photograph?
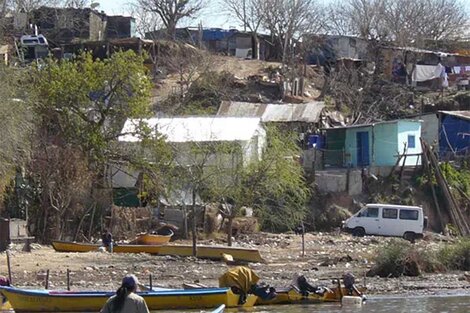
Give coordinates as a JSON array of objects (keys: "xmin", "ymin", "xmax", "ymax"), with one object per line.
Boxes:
[
  {"xmin": 97, "ymin": 0, "xmax": 238, "ymax": 28},
  {"xmin": 97, "ymin": 0, "xmax": 470, "ymax": 30}
]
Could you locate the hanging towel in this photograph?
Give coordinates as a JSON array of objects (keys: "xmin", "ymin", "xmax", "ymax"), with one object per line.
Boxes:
[{"xmin": 412, "ymin": 64, "xmax": 444, "ymax": 82}]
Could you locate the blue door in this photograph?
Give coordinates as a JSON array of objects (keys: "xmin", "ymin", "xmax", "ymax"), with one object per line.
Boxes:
[{"xmin": 356, "ymin": 131, "xmax": 370, "ymax": 166}]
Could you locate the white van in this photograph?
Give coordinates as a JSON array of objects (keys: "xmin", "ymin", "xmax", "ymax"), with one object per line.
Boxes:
[{"xmin": 342, "ymin": 204, "xmax": 427, "ymax": 241}]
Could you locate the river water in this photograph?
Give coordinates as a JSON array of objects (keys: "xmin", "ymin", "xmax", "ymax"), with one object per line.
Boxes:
[
  {"xmin": 155, "ymin": 294, "xmax": 470, "ymax": 313},
  {"xmin": 4, "ymin": 294, "xmax": 470, "ymax": 312}
]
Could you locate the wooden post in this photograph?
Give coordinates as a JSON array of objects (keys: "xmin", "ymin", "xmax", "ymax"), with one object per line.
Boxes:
[
  {"xmin": 67, "ymin": 269, "xmax": 70, "ymax": 291},
  {"xmin": 149, "ymin": 274, "xmax": 153, "ymax": 291},
  {"xmin": 88, "ymin": 204, "xmax": 96, "ymax": 240},
  {"xmin": 421, "ymin": 142, "xmax": 445, "ymax": 233},
  {"xmin": 191, "ymin": 188, "xmax": 197, "ymax": 257},
  {"xmin": 425, "ymin": 140, "xmax": 470, "ymax": 235},
  {"xmin": 301, "ymin": 222, "xmax": 305, "ymax": 257},
  {"xmin": 45, "ymin": 269, "xmax": 50, "ymax": 289},
  {"xmin": 6, "ymin": 251, "xmax": 12, "ymax": 284}
]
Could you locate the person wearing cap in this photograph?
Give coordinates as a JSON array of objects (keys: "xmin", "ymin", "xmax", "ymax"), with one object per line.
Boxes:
[{"xmin": 101, "ymin": 274, "xmax": 149, "ymax": 313}]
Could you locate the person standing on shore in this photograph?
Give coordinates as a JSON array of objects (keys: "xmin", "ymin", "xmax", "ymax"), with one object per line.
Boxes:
[
  {"xmin": 101, "ymin": 274, "xmax": 149, "ymax": 313},
  {"xmin": 102, "ymin": 229, "xmax": 113, "ymax": 252}
]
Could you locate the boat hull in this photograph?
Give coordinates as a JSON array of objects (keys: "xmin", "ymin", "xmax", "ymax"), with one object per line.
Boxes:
[
  {"xmin": 52, "ymin": 241, "xmax": 163, "ymax": 254},
  {"xmin": 158, "ymin": 245, "xmax": 265, "ymax": 263},
  {"xmin": 52, "ymin": 241, "xmax": 265, "ymax": 263},
  {"xmin": 131, "ymin": 233, "xmax": 173, "ymax": 245},
  {"xmin": 256, "ymin": 286, "xmax": 366, "ymax": 305},
  {"xmin": 1, "ymin": 301, "xmax": 11, "ymax": 311},
  {"xmin": 0, "ymin": 286, "xmax": 256, "ymax": 312}
]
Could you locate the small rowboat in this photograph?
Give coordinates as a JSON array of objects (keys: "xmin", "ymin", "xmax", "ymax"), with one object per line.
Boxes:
[
  {"xmin": 52, "ymin": 240, "xmax": 265, "ymax": 263},
  {"xmin": 129, "ymin": 231, "xmax": 173, "ymax": 245},
  {"xmin": 256, "ymin": 286, "xmax": 366, "ymax": 305},
  {"xmin": 0, "ymin": 286, "xmax": 256, "ymax": 312},
  {"xmin": 51, "ymin": 241, "xmax": 163, "ymax": 254}
]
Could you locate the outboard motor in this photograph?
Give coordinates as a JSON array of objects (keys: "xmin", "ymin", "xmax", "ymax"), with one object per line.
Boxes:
[{"xmin": 342, "ymin": 272, "xmax": 355, "ymax": 295}]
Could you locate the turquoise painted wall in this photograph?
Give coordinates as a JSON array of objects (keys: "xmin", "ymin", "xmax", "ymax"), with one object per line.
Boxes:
[
  {"xmin": 342, "ymin": 120, "xmax": 421, "ymax": 167},
  {"xmin": 397, "ymin": 120, "xmax": 422, "ymax": 165},
  {"xmin": 373, "ymin": 123, "xmax": 398, "ymax": 166},
  {"xmin": 344, "ymin": 126, "xmax": 372, "ymax": 167}
]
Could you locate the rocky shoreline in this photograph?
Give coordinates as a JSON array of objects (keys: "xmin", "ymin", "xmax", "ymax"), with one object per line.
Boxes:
[{"xmin": 1, "ymin": 232, "xmax": 469, "ymax": 296}]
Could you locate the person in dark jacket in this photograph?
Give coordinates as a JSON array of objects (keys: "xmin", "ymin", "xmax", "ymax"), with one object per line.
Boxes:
[
  {"xmin": 102, "ymin": 229, "xmax": 113, "ymax": 249},
  {"xmin": 101, "ymin": 274, "xmax": 149, "ymax": 313}
]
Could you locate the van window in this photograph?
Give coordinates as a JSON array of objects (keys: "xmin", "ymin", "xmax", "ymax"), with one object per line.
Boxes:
[
  {"xmin": 383, "ymin": 208, "xmax": 398, "ymax": 219},
  {"xmin": 399, "ymin": 209, "xmax": 419, "ymax": 220},
  {"xmin": 362, "ymin": 207, "xmax": 378, "ymax": 218}
]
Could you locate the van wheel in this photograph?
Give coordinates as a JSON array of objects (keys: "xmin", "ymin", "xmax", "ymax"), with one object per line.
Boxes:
[
  {"xmin": 352, "ymin": 227, "xmax": 365, "ymax": 237},
  {"xmin": 403, "ymin": 232, "xmax": 416, "ymax": 243}
]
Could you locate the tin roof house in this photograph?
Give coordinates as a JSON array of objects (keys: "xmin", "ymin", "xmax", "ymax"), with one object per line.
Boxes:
[
  {"xmin": 120, "ymin": 116, "xmax": 266, "ymax": 166},
  {"xmin": 112, "ymin": 116, "xmax": 266, "ymax": 207},
  {"xmin": 323, "ymin": 119, "xmax": 422, "ymax": 169}
]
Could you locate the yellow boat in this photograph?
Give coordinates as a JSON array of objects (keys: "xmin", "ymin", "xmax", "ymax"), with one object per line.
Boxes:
[
  {"xmin": 129, "ymin": 232, "xmax": 173, "ymax": 245},
  {"xmin": 52, "ymin": 241, "xmax": 265, "ymax": 263},
  {"xmin": 52, "ymin": 240, "xmax": 163, "ymax": 254},
  {"xmin": 256, "ymin": 285, "xmax": 366, "ymax": 305},
  {"xmin": 1, "ymin": 301, "xmax": 11, "ymax": 311},
  {"xmin": 158, "ymin": 245, "xmax": 265, "ymax": 263},
  {"xmin": 0, "ymin": 286, "xmax": 256, "ymax": 312}
]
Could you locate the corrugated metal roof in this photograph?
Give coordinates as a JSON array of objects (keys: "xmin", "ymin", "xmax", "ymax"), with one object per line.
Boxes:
[
  {"xmin": 120, "ymin": 117, "xmax": 263, "ymax": 143},
  {"xmin": 160, "ymin": 188, "xmax": 203, "ymax": 206},
  {"xmin": 439, "ymin": 111, "xmax": 470, "ymax": 121},
  {"xmin": 383, "ymin": 46, "xmax": 461, "ymax": 57},
  {"xmin": 324, "ymin": 119, "xmax": 421, "ymax": 130},
  {"xmin": 217, "ymin": 101, "xmax": 267, "ymax": 117},
  {"xmin": 217, "ymin": 101, "xmax": 325, "ymax": 123}
]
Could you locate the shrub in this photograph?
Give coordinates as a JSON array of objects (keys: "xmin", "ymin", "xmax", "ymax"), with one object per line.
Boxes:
[
  {"xmin": 438, "ymin": 239, "xmax": 470, "ymax": 271},
  {"xmin": 367, "ymin": 239, "xmax": 443, "ymax": 277},
  {"xmin": 367, "ymin": 240, "xmax": 412, "ymax": 277}
]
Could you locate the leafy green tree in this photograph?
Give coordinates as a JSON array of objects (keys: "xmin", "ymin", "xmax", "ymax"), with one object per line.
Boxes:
[
  {"xmin": 28, "ymin": 51, "xmax": 172, "ymax": 241},
  {"xmin": 247, "ymin": 126, "xmax": 310, "ymax": 232},
  {"xmin": 0, "ymin": 65, "xmax": 33, "ymax": 212},
  {"xmin": 32, "ymin": 51, "xmax": 153, "ymax": 164},
  {"xmin": 166, "ymin": 140, "xmax": 233, "ymax": 254},
  {"xmin": 207, "ymin": 126, "xmax": 310, "ymax": 245}
]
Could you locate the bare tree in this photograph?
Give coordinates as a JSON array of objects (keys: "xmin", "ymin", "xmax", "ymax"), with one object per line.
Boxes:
[
  {"xmin": 0, "ymin": 0, "xmax": 9, "ymax": 20},
  {"xmin": 327, "ymin": 0, "xmax": 387, "ymax": 39},
  {"xmin": 404, "ymin": 0, "xmax": 467, "ymax": 43},
  {"xmin": 262, "ymin": 0, "xmax": 326, "ymax": 65},
  {"xmin": 135, "ymin": 0, "xmax": 204, "ymax": 40},
  {"xmin": 29, "ymin": 143, "xmax": 93, "ymax": 241},
  {"xmin": 10, "ymin": 0, "xmax": 60, "ymax": 13},
  {"xmin": 61, "ymin": 0, "xmax": 89, "ymax": 8},
  {"xmin": 127, "ymin": 2, "xmax": 163, "ymax": 39},
  {"xmin": 328, "ymin": 0, "xmax": 468, "ymax": 46},
  {"xmin": 222, "ymin": 0, "xmax": 265, "ymax": 59},
  {"xmin": 0, "ymin": 0, "xmax": 9, "ymax": 39}
]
